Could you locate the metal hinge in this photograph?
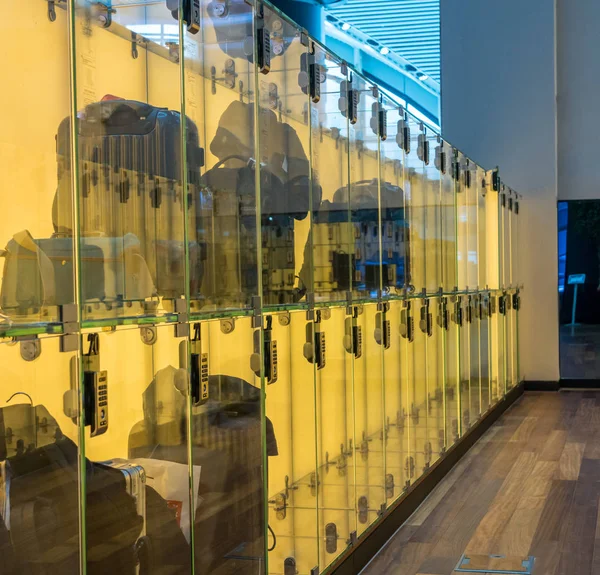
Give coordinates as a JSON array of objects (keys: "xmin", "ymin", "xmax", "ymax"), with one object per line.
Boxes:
[
  {"xmin": 396, "ymin": 115, "xmax": 410, "ymax": 153},
  {"xmin": 256, "ymin": 6, "xmax": 271, "ymax": 74},
  {"xmin": 60, "ymin": 303, "xmax": 79, "ymax": 352},
  {"xmin": 340, "ymin": 79, "xmax": 359, "ymax": 124},
  {"xmin": 173, "ymin": 298, "xmax": 189, "ymax": 338},
  {"xmin": 417, "ymin": 132, "xmax": 430, "ymax": 165}
]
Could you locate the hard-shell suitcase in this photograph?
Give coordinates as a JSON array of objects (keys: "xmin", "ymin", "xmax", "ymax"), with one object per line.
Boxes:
[{"xmin": 53, "ymin": 98, "xmax": 206, "ymax": 304}]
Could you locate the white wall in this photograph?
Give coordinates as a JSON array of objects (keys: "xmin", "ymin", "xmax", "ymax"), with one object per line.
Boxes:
[
  {"xmin": 556, "ymin": 0, "xmax": 600, "ymax": 200},
  {"xmin": 441, "ymin": 0, "xmax": 560, "ymax": 381}
]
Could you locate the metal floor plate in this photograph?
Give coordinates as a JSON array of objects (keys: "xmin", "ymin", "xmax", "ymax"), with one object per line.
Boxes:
[{"xmin": 455, "ymin": 553, "xmax": 535, "ymax": 574}]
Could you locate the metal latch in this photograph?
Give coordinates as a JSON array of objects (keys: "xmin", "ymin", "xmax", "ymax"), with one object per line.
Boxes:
[{"xmin": 400, "ymin": 302, "xmax": 414, "ymax": 342}]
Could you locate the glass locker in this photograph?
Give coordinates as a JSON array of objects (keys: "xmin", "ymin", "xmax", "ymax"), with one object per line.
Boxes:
[
  {"xmin": 1, "ymin": 2, "xmax": 76, "ymax": 334},
  {"xmin": 346, "ymin": 72, "xmax": 385, "ymax": 535},
  {"xmin": 0, "ymin": 336, "xmax": 82, "ymax": 574},
  {"xmin": 83, "ymin": 323, "xmax": 193, "ymax": 574},
  {"xmin": 72, "ymin": 0, "xmax": 189, "ymax": 324}
]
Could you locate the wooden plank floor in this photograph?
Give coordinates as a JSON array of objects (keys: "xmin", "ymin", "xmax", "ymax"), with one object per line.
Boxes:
[{"xmin": 362, "ymin": 391, "xmax": 600, "ymax": 575}]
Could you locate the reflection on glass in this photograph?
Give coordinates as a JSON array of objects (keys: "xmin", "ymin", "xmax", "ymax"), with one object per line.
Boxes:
[
  {"xmin": 440, "ymin": 142, "xmax": 457, "ymax": 294},
  {"xmin": 191, "ymin": 318, "xmax": 266, "ymax": 574},
  {"xmin": 257, "ymin": 5, "xmax": 313, "ymax": 308},
  {"xmin": 380, "ymin": 100, "xmax": 409, "ymax": 297},
  {"xmin": 0, "ymin": 1, "xmax": 522, "ymax": 573},
  {"xmin": 406, "ymin": 116, "xmax": 426, "ymax": 295},
  {"xmin": 0, "ymin": 337, "xmax": 80, "ymax": 573},
  {"xmin": 71, "ymin": 0, "xmax": 192, "ymax": 322},
  {"xmin": 0, "ymin": 4, "xmax": 75, "ymax": 331},
  {"xmin": 558, "ymin": 201, "xmax": 600, "ymax": 380},
  {"xmin": 86, "ymin": 325, "xmax": 192, "ymax": 574},
  {"xmin": 266, "ymin": 308, "xmax": 319, "ymax": 573}
]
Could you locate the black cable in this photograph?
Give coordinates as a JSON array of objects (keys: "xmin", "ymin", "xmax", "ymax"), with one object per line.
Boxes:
[
  {"xmin": 6, "ymin": 392, "xmax": 33, "ymax": 405},
  {"xmin": 267, "ymin": 524, "xmax": 277, "ymax": 552}
]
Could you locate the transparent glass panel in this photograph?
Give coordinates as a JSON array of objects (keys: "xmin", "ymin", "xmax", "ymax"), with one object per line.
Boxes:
[
  {"xmin": 440, "ymin": 142, "xmax": 457, "ymax": 294},
  {"xmin": 445, "ymin": 297, "xmax": 461, "ymax": 445},
  {"xmin": 308, "ymin": 46, "xmax": 352, "ymax": 304},
  {"xmin": 466, "ymin": 162, "xmax": 479, "ymax": 292},
  {"xmin": 409, "ymin": 298, "xmax": 436, "ymax": 480},
  {"xmin": 477, "ymin": 168, "xmax": 488, "ymax": 290},
  {"xmin": 479, "ymin": 293, "xmax": 491, "ymax": 412},
  {"xmin": 0, "ymin": 336, "xmax": 81, "ymax": 572},
  {"xmin": 314, "ymin": 306, "xmax": 355, "ymax": 569},
  {"xmin": 424, "ymin": 133, "xmax": 442, "ymax": 294},
  {"xmin": 383, "ymin": 301, "xmax": 411, "ymax": 504},
  {"xmin": 348, "ymin": 75, "xmax": 381, "ymax": 302},
  {"xmin": 352, "ymin": 304, "xmax": 385, "ymax": 535},
  {"xmin": 0, "ymin": 4, "xmax": 75, "ymax": 333},
  {"xmin": 187, "ymin": 0, "xmax": 258, "ymax": 314},
  {"xmin": 485, "ymin": 175, "xmax": 500, "ymax": 291},
  {"xmin": 456, "ymin": 153, "xmax": 469, "ymax": 293},
  {"xmin": 458, "ymin": 295, "xmax": 472, "ymax": 430},
  {"xmin": 190, "ymin": 316, "xmax": 265, "ymax": 573},
  {"xmin": 500, "ymin": 184, "xmax": 510, "ymax": 290},
  {"xmin": 405, "ymin": 116, "xmax": 426, "ymax": 295},
  {"xmin": 380, "ymin": 97, "xmax": 409, "ymax": 297},
  {"xmin": 72, "ymin": 1, "xmax": 189, "ymax": 323},
  {"xmin": 428, "ymin": 297, "xmax": 446, "ymax": 459},
  {"xmin": 265, "ymin": 310, "xmax": 318, "ymax": 574},
  {"xmin": 258, "ymin": 4, "xmax": 313, "ymax": 308},
  {"xmin": 467, "ymin": 294, "xmax": 481, "ymax": 424},
  {"xmin": 85, "ymin": 324, "xmax": 192, "ymax": 573},
  {"xmin": 490, "ymin": 291, "xmax": 507, "ymax": 399},
  {"xmin": 513, "ymin": 194, "xmax": 521, "ymax": 289}
]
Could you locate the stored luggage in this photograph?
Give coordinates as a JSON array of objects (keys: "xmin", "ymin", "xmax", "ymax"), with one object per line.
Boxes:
[
  {"xmin": 129, "ymin": 370, "xmax": 276, "ymax": 574},
  {"xmin": 53, "ymin": 97, "xmax": 206, "ymax": 305},
  {"xmin": 0, "ymin": 401, "xmax": 188, "ymax": 575}
]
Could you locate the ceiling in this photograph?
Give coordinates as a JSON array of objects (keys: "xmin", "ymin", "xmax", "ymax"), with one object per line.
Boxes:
[{"xmin": 326, "ymin": 0, "xmax": 441, "ymax": 84}]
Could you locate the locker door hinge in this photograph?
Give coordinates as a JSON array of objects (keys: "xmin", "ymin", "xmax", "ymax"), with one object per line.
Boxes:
[
  {"xmin": 452, "ymin": 298, "xmax": 463, "ymax": 326},
  {"xmin": 435, "ymin": 143, "xmax": 446, "ymax": 174},
  {"xmin": 299, "ymin": 51, "xmax": 322, "ymax": 104},
  {"xmin": 417, "ymin": 131, "xmax": 429, "ymax": 165},
  {"xmin": 375, "ymin": 308, "xmax": 391, "ymax": 348},
  {"xmin": 420, "ymin": 299, "xmax": 433, "ymax": 336},
  {"xmin": 252, "ymin": 315, "xmax": 278, "ymax": 383},
  {"xmin": 59, "ymin": 303, "xmax": 79, "ymax": 352},
  {"xmin": 344, "ymin": 308, "xmax": 362, "ymax": 358},
  {"xmin": 499, "ymin": 294, "xmax": 507, "ymax": 315},
  {"xmin": 396, "ymin": 115, "xmax": 411, "ymax": 153},
  {"xmin": 400, "ymin": 301, "xmax": 414, "ymax": 342},
  {"xmin": 452, "ymin": 150, "xmax": 460, "ymax": 182},
  {"xmin": 370, "ymin": 102, "xmax": 388, "ymax": 140},
  {"xmin": 256, "ymin": 6, "xmax": 271, "ymax": 74},
  {"xmin": 340, "ymin": 79, "xmax": 359, "ymax": 125},
  {"xmin": 465, "ymin": 296, "xmax": 473, "ymax": 324},
  {"xmin": 173, "ymin": 298, "xmax": 189, "ymax": 338},
  {"xmin": 464, "ymin": 160, "xmax": 472, "ymax": 188},
  {"xmin": 513, "ymin": 291, "xmax": 521, "ymax": 311},
  {"xmin": 491, "ymin": 167, "xmax": 500, "ymax": 191},
  {"xmin": 437, "ymin": 298, "xmax": 449, "ymax": 331},
  {"xmin": 304, "ymin": 311, "xmax": 326, "ymax": 369}
]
